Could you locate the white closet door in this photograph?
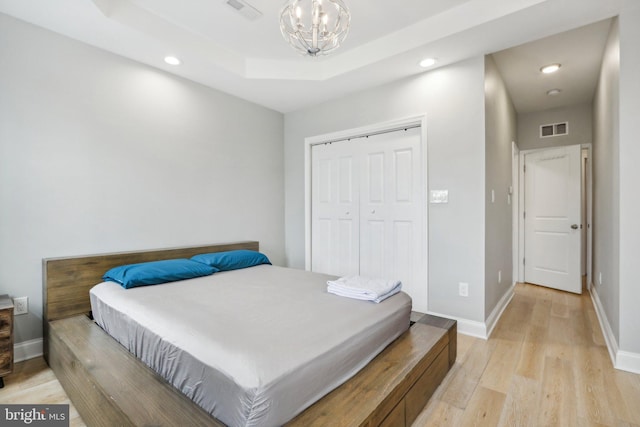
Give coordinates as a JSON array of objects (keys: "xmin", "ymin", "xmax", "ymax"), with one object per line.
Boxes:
[
  {"xmin": 311, "ymin": 142, "xmax": 360, "ymax": 277},
  {"xmin": 360, "ymin": 128, "xmax": 425, "ymax": 311},
  {"xmin": 311, "ymin": 127, "xmax": 426, "ymax": 312}
]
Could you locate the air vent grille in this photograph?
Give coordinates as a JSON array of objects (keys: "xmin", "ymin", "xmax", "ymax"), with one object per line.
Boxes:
[
  {"xmin": 225, "ymin": 0, "xmax": 262, "ymax": 21},
  {"xmin": 540, "ymin": 122, "xmax": 569, "ymax": 138}
]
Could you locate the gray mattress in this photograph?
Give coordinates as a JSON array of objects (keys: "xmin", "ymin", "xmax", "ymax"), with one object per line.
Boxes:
[{"xmin": 90, "ymin": 265, "xmax": 411, "ymax": 427}]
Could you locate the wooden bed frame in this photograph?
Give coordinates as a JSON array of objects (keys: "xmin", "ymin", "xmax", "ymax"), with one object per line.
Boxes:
[{"xmin": 43, "ymin": 241, "xmax": 456, "ymax": 427}]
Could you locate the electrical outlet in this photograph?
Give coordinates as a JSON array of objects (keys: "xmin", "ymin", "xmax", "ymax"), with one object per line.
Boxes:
[
  {"xmin": 459, "ymin": 282, "xmax": 469, "ymax": 297},
  {"xmin": 14, "ymin": 296, "xmax": 28, "ymax": 315},
  {"xmin": 498, "ymin": 270, "xmax": 502, "ymax": 284}
]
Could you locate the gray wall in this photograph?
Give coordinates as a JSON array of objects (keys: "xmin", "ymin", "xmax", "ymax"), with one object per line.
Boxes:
[
  {"xmin": 618, "ymin": 6, "xmax": 640, "ymax": 354},
  {"xmin": 484, "ymin": 56, "xmax": 517, "ymax": 317},
  {"xmin": 517, "ymin": 103, "xmax": 593, "ymax": 150},
  {"xmin": 285, "ymin": 57, "xmax": 487, "ymax": 322},
  {"xmin": 0, "ymin": 14, "xmax": 285, "ymax": 344},
  {"xmin": 592, "ymin": 17, "xmax": 620, "ymax": 344},
  {"xmin": 592, "ymin": 6, "xmax": 640, "ymax": 357}
]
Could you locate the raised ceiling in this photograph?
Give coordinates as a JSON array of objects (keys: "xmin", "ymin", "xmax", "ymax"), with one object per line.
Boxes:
[{"xmin": 0, "ymin": 0, "xmax": 626, "ymax": 112}]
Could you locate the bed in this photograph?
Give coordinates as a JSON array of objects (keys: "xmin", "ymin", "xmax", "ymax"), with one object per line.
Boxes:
[{"xmin": 43, "ymin": 241, "xmax": 456, "ymax": 426}]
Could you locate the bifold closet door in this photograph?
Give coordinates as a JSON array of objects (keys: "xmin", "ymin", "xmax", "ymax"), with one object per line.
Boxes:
[
  {"xmin": 359, "ymin": 128, "xmax": 424, "ymax": 308},
  {"xmin": 311, "ymin": 141, "xmax": 360, "ymax": 277},
  {"xmin": 311, "ymin": 127, "xmax": 425, "ymax": 310}
]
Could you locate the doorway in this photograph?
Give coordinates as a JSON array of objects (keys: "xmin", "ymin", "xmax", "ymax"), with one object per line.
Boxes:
[{"xmin": 516, "ymin": 144, "xmax": 592, "ymax": 294}]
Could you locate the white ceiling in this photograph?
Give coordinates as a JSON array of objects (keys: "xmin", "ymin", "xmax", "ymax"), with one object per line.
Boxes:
[
  {"xmin": 492, "ymin": 18, "xmax": 613, "ymax": 113},
  {"xmin": 0, "ymin": 0, "xmax": 627, "ymax": 113}
]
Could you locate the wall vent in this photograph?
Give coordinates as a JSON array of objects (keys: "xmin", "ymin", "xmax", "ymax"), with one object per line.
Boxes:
[
  {"xmin": 225, "ymin": 0, "xmax": 263, "ymax": 21},
  {"xmin": 540, "ymin": 122, "xmax": 569, "ymax": 138}
]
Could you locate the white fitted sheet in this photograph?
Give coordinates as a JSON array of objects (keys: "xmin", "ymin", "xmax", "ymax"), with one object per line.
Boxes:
[{"xmin": 90, "ymin": 265, "xmax": 411, "ymax": 427}]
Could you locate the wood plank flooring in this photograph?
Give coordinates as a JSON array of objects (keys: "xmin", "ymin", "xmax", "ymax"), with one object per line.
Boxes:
[
  {"xmin": 0, "ymin": 357, "xmax": 85, "ymax": 426},
  {"xmin": 413, "ymin": 283, "xmax": 640, "ymax": 426},
  {"xmin": 1, "ymin": 282, "xmax": 639, "ymax": 426}
]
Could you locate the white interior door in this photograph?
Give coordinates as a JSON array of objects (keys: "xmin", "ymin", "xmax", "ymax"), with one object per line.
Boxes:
[
  {"xmin": 311, "ymin": 142, "xmax": 360, "ymax": 277},
  {"xmin": 311, "ymin": 127, "xmax": 426, "ymax": 311},
  {"xmin": 524, "ymin": 145, "xmax": 581, "ymax": 293}
]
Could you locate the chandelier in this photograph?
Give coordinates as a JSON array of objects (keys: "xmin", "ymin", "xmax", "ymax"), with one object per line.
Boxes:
[{"xmin": 279, "ymin": 0, "xmax": 351, "ymax": 57}]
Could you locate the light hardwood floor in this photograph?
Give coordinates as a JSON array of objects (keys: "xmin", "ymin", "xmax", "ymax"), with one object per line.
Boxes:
[
  {"xmin": 413, "ymin": 282, "xmax": 640, "ymax": 426},
  {"xmin": 1, "ymin": 282, "xmax": 639, "ymax": 426},
  {"xmin": 0, "ymin": 357, "xmax": 85, "ymax": 426}
]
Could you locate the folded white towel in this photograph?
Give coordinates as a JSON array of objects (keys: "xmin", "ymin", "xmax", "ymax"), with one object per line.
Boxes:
[{"xmin": 327, "ymin": 276, "xmax": 402, "ymax": 303}]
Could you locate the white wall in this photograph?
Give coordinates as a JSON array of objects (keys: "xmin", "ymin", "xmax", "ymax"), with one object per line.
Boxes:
[
  {"xmin": 517, "ymin": 103, "xmax": 593, "ymax": 150},
  {"xmin": 484, "ymin": 55, "xmax": 517, "ymax": 317},
  {"xmin": 0, "ymin": 14, "xmax": 285, "ymax": 344},
  {"xmin": 618, "ymin": 5, "xmax": 640, "ymax": 355},
  {"xmin": 592, "ymin": 17, "xmax": 620, "ymax": 344},
  {"xmin": 285, "ymin": 57, "xmax": 487, "ymax": 323}
]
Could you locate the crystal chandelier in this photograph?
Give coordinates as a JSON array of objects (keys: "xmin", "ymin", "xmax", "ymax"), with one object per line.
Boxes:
[{"xmin": 279, "ymin": 0, "xmax": 351, "ymax": 57}]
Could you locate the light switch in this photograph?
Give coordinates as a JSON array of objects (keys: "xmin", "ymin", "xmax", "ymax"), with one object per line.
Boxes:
[{"xmin": 430, "ymin": 190, "xmax": 448, "ymax": 204}]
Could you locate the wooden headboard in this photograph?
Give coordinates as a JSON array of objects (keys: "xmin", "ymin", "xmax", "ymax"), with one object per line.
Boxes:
[{"xmin": 42, "ymin": 241, "xmax": 259, "ymax": 323}]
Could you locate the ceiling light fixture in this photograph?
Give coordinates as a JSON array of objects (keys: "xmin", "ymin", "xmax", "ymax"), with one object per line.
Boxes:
[
  {"xmin": 547, "ymin": 88, "xmax": 562, "ymax": 96},
  {"xmin": 279, "ymin": 0, "xmax": 351, "ymax": 57},
  {"xmin": 540, "ymin": 63, "xmax": 561, "ymax": 74},
  {"xmin": 419, "ymin": 58, "xmax": 437, "ymax": 68},
  {"xmin": 164, "ymin": 56, "xmax": 181, "ymax": 65}
]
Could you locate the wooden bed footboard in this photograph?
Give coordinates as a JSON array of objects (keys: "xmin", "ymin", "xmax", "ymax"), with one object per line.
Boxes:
[
  {"xmin": 287, "ymin": 315, "xmax": 456, "ymax": 427},
  {"xmin": 47, "ymin": 314, "xmax": 454, "ymax": 427},
  {"xmin": 42, "ymin": 241, "xmax": 456, "ymax": 426}
]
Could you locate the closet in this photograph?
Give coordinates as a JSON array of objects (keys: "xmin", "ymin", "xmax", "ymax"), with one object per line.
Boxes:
[{"xmin": 310, "ymin": 126, "xmax": 427, "ymax": 311}]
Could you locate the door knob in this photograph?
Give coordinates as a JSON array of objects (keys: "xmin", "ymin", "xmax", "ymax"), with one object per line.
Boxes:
[{"xmin": 571, "ymin": 224, "xmax": 579, "ymax": 229}]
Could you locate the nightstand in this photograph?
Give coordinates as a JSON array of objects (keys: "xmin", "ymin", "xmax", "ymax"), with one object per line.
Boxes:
[{"xmin": 0, "ymin": 294, "xmax": 13, "ymax": 388}]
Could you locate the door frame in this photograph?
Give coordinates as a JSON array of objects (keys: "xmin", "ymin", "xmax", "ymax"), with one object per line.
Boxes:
[
  {"xmin": 511, "ymin": 141, "xmax": 520, "ymax": 286},
  {"xmin": 515, "ymin": 143, "xmax": 593, "ymax": 286},
  {"xmin": 304, "ymin": 114, "xmax": 428, "ymax": 293},
  {"xmin": 584, "ymin": 146, "xmax": 593, "ymax": 289}
]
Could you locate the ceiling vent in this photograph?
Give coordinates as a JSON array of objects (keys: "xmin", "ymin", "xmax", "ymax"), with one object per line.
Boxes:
[
  {"xmin": 540, "ymin": 122, "xmax": 569, "ymax": 138},
  {"xmin": 225, "ymin": 0, "xmax": 263, "ymax": 21}
]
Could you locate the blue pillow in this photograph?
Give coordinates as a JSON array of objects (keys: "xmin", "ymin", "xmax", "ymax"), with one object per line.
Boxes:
[
  {"xmin": 191, "ymin": 250, "xmax": 271, "ymax": 271},
  {"xmin": 103, "ymin": 258, "xmax": 218, "ymax": 289}
]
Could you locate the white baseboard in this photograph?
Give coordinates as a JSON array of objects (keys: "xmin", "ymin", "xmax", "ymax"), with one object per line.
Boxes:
[
  {"xmin": 590, "ymin": 286, "xmax": 640, "ymax": 374},
  {"xmin": 589, "ymin": 285, "xmax": 618, "ymax": 364},
  {"xmin": 428, "ymin": 286, "xmax": 514, "ymax": 340},
  {"xmin": 617, "ymin": 351, "xmax": 640, "ymax": 374},
  {"xmin": 427, "ymin": 311, "xmax": 488, "ymax": 339},
  {"xmin": 485, "ymin": 285, "xmax": 515, "ymax": 338},
  {"xmin": 14, "ymin": 338, "xmax": 43, "ymax": 362}
]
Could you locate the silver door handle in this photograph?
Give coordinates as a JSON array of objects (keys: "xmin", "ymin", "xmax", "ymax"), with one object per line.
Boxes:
[{"xmin": 571, "ymin": 224, "xmax": 579, "ymax": 229}]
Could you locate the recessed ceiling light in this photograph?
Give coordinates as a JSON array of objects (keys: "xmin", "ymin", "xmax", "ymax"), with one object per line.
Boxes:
[
  {"xmin": 164, "ymin": 56, "xmax": 181, "ymax": 66},
  {"xmin": 547, "ymin": 88, "xmax": 562, "ymax": 96},
  {"xmin": 419, "ymin": 58, "xmax": 437, "ymax": 68},
  {"xmin": 540, "ymin": 63, "xmax": 561, "ymax": 74}
]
